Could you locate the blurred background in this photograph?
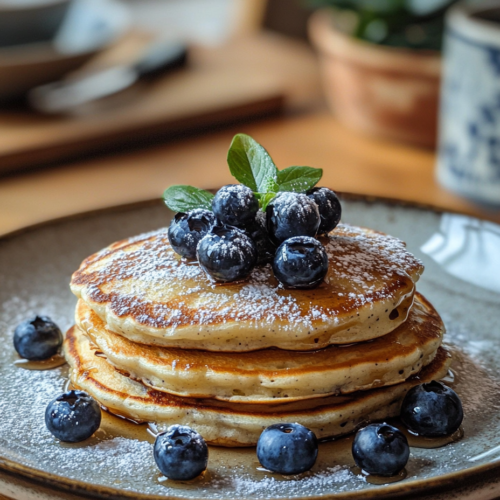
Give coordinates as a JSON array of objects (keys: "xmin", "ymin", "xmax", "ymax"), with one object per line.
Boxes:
[{"xmin": 1, "ymin": 0, "xmax": 500, "ymax": 236}]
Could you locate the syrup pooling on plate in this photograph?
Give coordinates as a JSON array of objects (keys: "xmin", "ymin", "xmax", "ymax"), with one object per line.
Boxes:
[
  {"xmin": 14, "ymin": 353, "xmax": 66, "ymax": 370},
  {"xmin": 352, "ymin": 467, "xmax": 408, "ymax": 485},
  {"xmin": 406, "ymin": 427, "xmax": 464, "ymax": 449}
]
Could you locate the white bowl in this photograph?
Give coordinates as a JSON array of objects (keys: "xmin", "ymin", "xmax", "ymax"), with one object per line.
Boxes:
[
  {"xmin": 0, "ymin": 0, "xmax": 130, "ymax": 102},
  {"xmin": 0, "ymin": 0, "xmax": 71, "ymax": 47}
]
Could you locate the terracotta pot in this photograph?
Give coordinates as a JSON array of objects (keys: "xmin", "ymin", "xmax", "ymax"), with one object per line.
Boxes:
[{"xmin": 308, "ymin": 9, "xmax": 441, "ymax": 148}]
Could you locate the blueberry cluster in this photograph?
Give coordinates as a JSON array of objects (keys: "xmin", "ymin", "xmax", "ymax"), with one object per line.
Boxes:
[
  {"xmin": 254, "ymin": 378, "xmax": 463, "ymax": 478},
  {"xmin": 167, "ymin": 184, "xmax": 342, "ymax": 288}
]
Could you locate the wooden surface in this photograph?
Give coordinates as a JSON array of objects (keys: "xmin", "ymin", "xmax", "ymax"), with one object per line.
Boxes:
[
  {"xmin": 0, "ymin": 32, "xmax": 321, "ymax": 175},
  {"xmin": 1, "ymin": 109, "xmax": 500, "ymax": 237},
  {"xmin": 3, "ymin": 31, "xmax": 495, "ymax": 238}
]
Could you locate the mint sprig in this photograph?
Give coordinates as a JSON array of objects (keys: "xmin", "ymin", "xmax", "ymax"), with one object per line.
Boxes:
[
  {"xmin": 226, "ymin": 134, "xmax": 278, "ymax": 193},
  {"xmin": 163, "ymin": 185, "xmax": 214, "ymax": 213},
  {"xmin": 163, "ymin": 134, "xmax": 323, "ymax": 213},
  {"xmin": 277, "ymin": 166, "xmax": 323, "ymax": 193},
  {"xmin": 255, "ymin": 192, "xmax": 278, "ymax": 211}
]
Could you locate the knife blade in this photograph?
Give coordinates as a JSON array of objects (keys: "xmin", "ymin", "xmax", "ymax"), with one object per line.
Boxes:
[{"xmin": 29, "ymin": 40, "xmax": 188, "ymax": 114}]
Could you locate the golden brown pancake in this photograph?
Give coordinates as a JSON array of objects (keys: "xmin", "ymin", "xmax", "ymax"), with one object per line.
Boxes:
[
  {"xmin": 70, "ymin": 224, "xmax": 423, "ymax": 351},
  {"xmin": 64, "ymin": 325, "xmax": 450, "ymax": 447},
  {"xmin": 76, "ymin": 293, "xmax": 444, "ymax": 403}
]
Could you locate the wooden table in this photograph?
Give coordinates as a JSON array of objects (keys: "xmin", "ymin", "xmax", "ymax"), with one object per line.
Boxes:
[{"xmin": 1, "ymin": 109, "xmax": 499, "ymax": 237}]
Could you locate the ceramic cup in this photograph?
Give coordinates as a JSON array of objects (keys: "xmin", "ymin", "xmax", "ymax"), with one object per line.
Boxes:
[
  {"xmin": 437, "ymin": 1, "xmax": 500, "ymax": 206},
  {"xmin": 0, "ymin": 0, "xmax": 71, "ymax": 47}
]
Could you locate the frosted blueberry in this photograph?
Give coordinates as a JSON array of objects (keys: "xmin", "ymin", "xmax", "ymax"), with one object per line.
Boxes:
[
  {"xmin": 197, "ymin": 224, "xmax": 257, "ymax": 282},
  {"xmin": 45, "ymin": 390, "xmax": 101, "ymax": 443},
  {"xmin": 212, "ymin": 184, "xmax": 258, "ymax": 227},
  {"xmin": 266, "ymin": 192, "xmax": 320, "ymax": 244},
  {"xmin": 168, "ymin": 209, "xmax": 216, "ymax": 259},
  {"xmin": 14, "ymin": 316, "xmax": 62, "ymax": 361},
  {"xmin": 307, "ymin": 187, "xmax": 342, "ymax": 235}
]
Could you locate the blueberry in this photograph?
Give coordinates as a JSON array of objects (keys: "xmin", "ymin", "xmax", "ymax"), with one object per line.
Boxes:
[
  {"xmin": 307, "ymin": 187, "xmax": 342, "ymax": 235},
  {"xmin": 266, "ymin": 192, "xmax": 320, "ymax": 245},
  {"xmin": 154, "ymin": 425, "xmax": 208, "ymax": 480},
  {"xmin": 212, "ymin": 184, "xmax": 259, "ymax": 227},
  {"xmin": 13, "ymin": 316, "xmax": 63, "ymax": 361},
  {"xmin": 168, "ymin": 209, "xmax": 216, "ymax": 259},
  {"xmin": 272, "ymin": 236, "xmax": 328, "ymax": 289},
  {"xmin": 401, "ymin": 381, "xmax": 463, "ymax": 437},
  {"xmin": 352, "ymin": 423, "xmax": 409, "ymax": 477},
  {"xmin": 243, "ymin": 211, "xmax": 276, "ymax": 265},
  {"xmin": 45, "ymin": 390, "xmax": 101, "ymax": 443},
  {"xmin": 197, "ymin": 224, "xmax": 257, "ymax": 282},
  {"xmin": 257, "ymin": 423, "xmax": 318, "ymax": 475}
]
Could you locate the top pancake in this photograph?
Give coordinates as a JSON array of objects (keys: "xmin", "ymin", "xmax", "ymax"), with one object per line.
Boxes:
[{"xmin": 70, "ymin": 223, "xmax": 423, "ymax": 352}]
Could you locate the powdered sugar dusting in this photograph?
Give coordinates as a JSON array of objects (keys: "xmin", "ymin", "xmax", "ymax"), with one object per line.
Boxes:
[
  {"xmin": 273, "ymin": 192, "xmax": 319, "ymax": 222},
  {"xmin": 71, "ymin": 224, "xmax": 423, "ymax": 334},
  {"xmin": 205, "ymin": 465, "xmax": 358, "ymax": 498},
  {"xmin": 199, "ymin": 227, "xmax": 255, "ymax": 263},
  {"xmin": 324, "ymin": 225, "xmax": 422, "ymax": 291}
]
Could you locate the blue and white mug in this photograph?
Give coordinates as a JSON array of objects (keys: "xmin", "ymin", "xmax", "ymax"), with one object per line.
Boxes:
[{"xmin": 437, "ymin": 1, "xmax": 500, "ymax": 206}]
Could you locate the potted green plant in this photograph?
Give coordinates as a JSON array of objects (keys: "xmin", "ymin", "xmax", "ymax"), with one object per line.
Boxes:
[{"xmin": 308, "ymin": 0, "xmax": 458, "ymax": 148}]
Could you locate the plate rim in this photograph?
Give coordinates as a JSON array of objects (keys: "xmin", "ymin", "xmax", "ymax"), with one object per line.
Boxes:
[{"xmin": 0, "ymin": 192, "xmax": 497, "ymax": 500}]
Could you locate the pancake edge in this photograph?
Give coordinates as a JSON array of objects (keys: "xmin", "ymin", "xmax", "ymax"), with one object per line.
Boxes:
[
  {"xmin": 76, "ymin": 293, "xmax": 444, "ymax": 403},
  {"xmin": 64, "ymin": 326, "xmax": 451, "ymax": 447}
]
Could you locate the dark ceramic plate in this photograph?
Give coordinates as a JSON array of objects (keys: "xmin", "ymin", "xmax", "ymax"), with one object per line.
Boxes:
[{"xmin": 1, "ymin": 195, "xmax": 500, "ymax": 500}]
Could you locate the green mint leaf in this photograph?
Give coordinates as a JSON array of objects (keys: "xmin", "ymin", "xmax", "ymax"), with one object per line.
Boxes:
[
  {"xmin": 163, "ymin": 185, "xmax": 214, "ymax": 212},
  {"xmin": 277, "ymin": 166, "xmax": 323, "ymax": 193},
  {"xmin": 227, "ymin": 134, "xmax": 278, "ymax": 193},
  {"xmin": 259, "ymin": 192, "xmax": 277, "ymax": 211},
  {"xmin": 261, "ymin": 176, "xmax": 279, "ymax": 194}
]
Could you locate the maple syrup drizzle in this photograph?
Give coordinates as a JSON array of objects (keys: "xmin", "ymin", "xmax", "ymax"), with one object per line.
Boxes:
[
  {"xmin": 254, "ymin": 465, "xmax": 318, "ymax": 482},
  {"xmin": 352, "ymin": 467, "xmax": 407, "ymax": 485},
  {"xmin": 14, "ymin": 353, "xmax": 66, "ymax": 371},
  {"xmin": 441, "ymin": 368, "xmax": 459, "ymax": 386},
  {"xmin": 147, "ymin": 422, "xmax": 159, "ymax": 438},
  {"xmin": 406, "ymin": 427, "xmax": 464, "ymax": 449},
  {"xmin": 158, "ymin": 470, "xmax": 214, "ymax": 489}
]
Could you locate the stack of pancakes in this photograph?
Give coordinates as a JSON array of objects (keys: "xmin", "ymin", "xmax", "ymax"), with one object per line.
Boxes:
[{"xmin": 65, "ymin": 223, "xmax": 450, "ymax": 446}]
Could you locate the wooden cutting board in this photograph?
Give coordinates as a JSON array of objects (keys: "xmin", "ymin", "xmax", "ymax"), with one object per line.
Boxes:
[{"xmin": 0, "ymin": 33, "xmax": 319, "ymax": 175}]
